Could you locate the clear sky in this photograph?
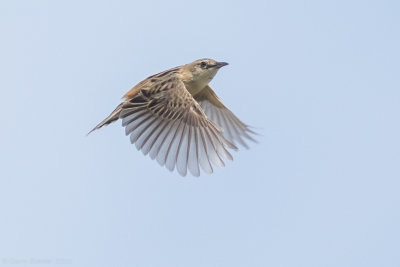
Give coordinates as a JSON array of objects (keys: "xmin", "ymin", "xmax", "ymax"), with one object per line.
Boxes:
[{"xmin": 1, "ymin": 0, "xmax": 399, "ymax": 266}]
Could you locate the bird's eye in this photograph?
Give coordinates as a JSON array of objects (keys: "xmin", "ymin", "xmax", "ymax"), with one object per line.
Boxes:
[{"xmin": 200, "ymin": 61, "xmax": 207, "ymax": 68}]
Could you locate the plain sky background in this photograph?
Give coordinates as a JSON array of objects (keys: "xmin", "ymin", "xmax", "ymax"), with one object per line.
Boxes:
[{"xmin": 1, "ymin": 0, "xmax": 399, "ymax": 266}]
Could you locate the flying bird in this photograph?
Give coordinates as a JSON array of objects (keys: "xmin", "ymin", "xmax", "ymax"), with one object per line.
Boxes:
[{"xmin": 89, "ymin": 58, "xmax": 256, "ymax": 176}]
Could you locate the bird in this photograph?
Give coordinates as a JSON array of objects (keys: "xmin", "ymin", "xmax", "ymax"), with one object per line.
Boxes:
[{"xmin": 89, "ymin": 58, "xmax": 256, "ymax": 177}]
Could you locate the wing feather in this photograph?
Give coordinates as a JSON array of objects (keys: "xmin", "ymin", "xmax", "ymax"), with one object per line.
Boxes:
[{"xmin": 194, "ymin": 86, "xmax": 257, "ymax": 149}]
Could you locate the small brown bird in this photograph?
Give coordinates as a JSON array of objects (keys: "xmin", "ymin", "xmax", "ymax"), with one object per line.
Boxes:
[{"xmin": 89, "ymin": 58, "xmax": 256, "ymax": 176}]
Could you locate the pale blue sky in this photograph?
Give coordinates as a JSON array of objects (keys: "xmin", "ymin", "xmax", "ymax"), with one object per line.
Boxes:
[{"xmin": 1, "ymin": 1, "xmax": 399, "ymax": 266}]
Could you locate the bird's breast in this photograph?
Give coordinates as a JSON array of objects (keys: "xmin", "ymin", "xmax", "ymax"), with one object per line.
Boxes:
[{"xmin": 184, "ymin": 80, "xmax": 208, "ymax": 96}]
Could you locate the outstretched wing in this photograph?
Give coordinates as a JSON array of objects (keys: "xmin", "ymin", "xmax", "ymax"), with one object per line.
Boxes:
[
  {"xmin": 194, "ymin": 86, "xmax": 257, "ymax": 149},
  {"xmin": 120, "ymin": 77, "xmax": 237, "ymax": 177}
]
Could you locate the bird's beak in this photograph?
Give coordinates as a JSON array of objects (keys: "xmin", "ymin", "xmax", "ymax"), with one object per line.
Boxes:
[{"xmin": 214, "ymin": 62, "xmax": 229, "ymax": 68}]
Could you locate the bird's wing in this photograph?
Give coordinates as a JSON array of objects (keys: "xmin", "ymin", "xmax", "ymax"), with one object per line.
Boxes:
[
  {"xmin": 194, "ymin": 86, "xmax": 256, "ymax": 149},
  {"xmin": 123, "ymin": 66, "xmax": 180, "ymax": 99},
  {"xmin": 120, "ymin": 76, "xmax": 237, "ymax": 177}
]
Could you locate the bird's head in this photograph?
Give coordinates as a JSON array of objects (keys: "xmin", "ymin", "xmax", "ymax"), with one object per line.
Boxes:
[{"xmin": 183, "ymin": 58, "xmax": 228, "ymax": 86}]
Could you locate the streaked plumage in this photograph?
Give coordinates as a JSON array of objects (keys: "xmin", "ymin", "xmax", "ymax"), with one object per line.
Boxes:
[{"xmin": 89, "ymin": 58, "xmax": 256, "ymax": 176}]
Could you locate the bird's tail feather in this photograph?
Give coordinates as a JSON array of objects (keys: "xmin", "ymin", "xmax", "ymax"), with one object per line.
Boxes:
[{"xmin": 87, "ymin": 103, "xmax": 123, "ymax": 135}]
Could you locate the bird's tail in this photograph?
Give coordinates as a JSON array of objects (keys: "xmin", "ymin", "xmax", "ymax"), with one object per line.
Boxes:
[{"xmin": 87, "ymin": 103, "xmax": 123, "ymax": 135}]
